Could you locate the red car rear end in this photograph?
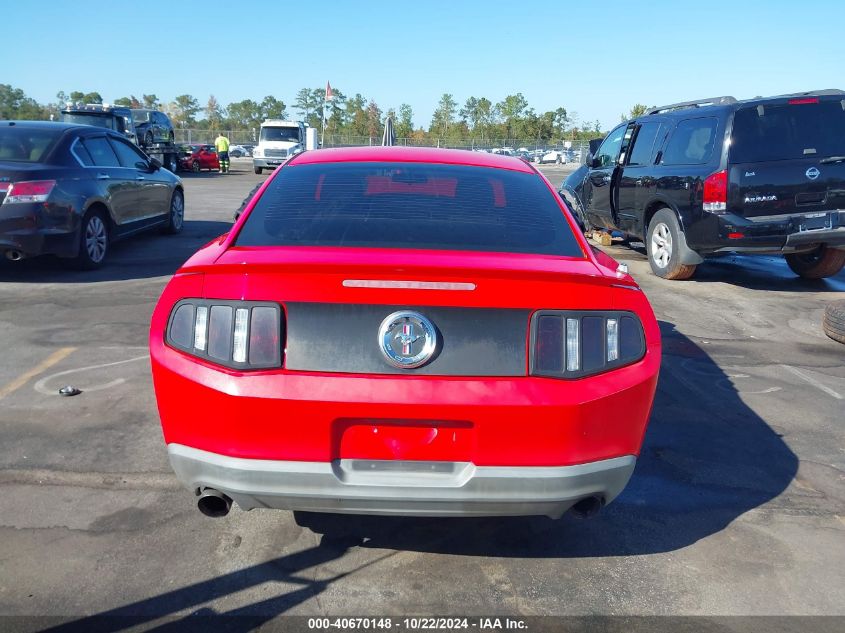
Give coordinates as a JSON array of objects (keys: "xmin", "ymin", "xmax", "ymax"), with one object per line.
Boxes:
[{"xmin": 150, "ymin": 147, "xmax": 660, "ymax": 519}]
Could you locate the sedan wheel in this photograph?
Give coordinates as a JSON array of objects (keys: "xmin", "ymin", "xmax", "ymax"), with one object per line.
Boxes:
[
  {"xmin": 162, "ymin": 190, "xmax": 184, "ymax": 235},
  {"xmin": 73, "ymin": 211, "xmax": 109, "ymax": 269},
  {"xmin": 192, "ymin": 160, "xmax": 200, "ymax": 173}
]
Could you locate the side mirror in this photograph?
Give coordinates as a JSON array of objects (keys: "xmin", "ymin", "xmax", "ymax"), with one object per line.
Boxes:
[
  {"xmin": 589, "ymin": 156, "xmax": 601, "ymax": 169},
  {"xmin": 149, "ymin": 156, "xmax": 162, "ymax": 171}
]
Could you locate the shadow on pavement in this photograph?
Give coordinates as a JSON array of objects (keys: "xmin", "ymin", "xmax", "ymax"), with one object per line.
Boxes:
[
  {"xmin": 0, "ymin": 220, "xmax": 231, "ymax": 283},
  {"xmin": 295, "ymin": 321, "xmax": 799, "ymax": 557},
  {"xmin": 620, "ymin": 242, "xmax": 844, "ymax": 292},
  {"xmin": 48, "ymin": 323, "xmax": 798, "ymax": 627},
  {"xmin": 42, "ymin": 539, "xmax": 390, "ymax": 632}
]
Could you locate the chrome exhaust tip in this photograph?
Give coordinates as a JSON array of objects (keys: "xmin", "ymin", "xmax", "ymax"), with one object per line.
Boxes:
[
  {"xmin": 570, "ymin": 496, "xmax": 603, "ymax": 519},
  {"xmin": 197, "ymin": 489, "xmax": 233, "ymax": 518}
]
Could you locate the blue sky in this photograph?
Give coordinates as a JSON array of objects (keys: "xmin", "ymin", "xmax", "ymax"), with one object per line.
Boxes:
[{"xmin": 3, "ymin": 0, "xmax": 843, "ymax": 131}]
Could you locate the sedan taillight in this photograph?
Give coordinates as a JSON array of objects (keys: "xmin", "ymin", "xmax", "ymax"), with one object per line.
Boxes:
[
  {"xmin": 530, "ymin": 311, "xmax": 645, "ymax": 379},
  {"xmin": 2, "ymin": 180, "xmax": 56, "ymax": 204},
  {"xmin": 166, "ymin": 300, "xmax": 284, "ymax": 370}
]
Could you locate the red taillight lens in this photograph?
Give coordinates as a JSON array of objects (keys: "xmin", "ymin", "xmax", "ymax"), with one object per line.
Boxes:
[
  {"xmin": 531, "ymin": 311, "xmax": 645, "ymax": 379},
  {"xmin": 534, "ymin": 315, "xmax": 564, "ymax": 373},
  {"xmin": 788, "ymin": 97, "xmax": 819, "ymax": 105},
  {"xmin": 703, "ymin": 170, "xmax": 727, "ymax": 213},
  {"xmin": 249, "ymin": 307, "xmax": 281, "ymax": 366},
  {"xmin": 3, "ymin": 180, "xmax": 56, "ymax": 204},
  {"xmin": 166, "ymin": 300, "xmax": 284, "ymax": 370}
]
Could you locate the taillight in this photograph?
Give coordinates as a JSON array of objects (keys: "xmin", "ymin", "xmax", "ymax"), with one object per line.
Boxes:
[
  {"xmin": 703, "ymin": 170, "xmax": 727, "ymax": 213},
  {"xmin": 2, "ymin": 180, "xmax": 56, "ymax": 204},
  {"xmin": 530, "ymin": 311, "xmax": 645, "ymax": 379},
  {"xmin": 788, "ymin": 97, "xmax": 819, "ymax": 105},
  {"xmin": 166, "ymin": 300, "xmax": 284, "ymax": 370}
]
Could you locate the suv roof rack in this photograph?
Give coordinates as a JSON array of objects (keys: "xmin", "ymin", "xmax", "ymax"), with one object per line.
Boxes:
[
  {"xmin": 647, "ymin": 96, "xmax": 737, "ymax": 115},
  {"xmin": 744, "ymin": 89, "xmax": 845, "ymax": 101}
]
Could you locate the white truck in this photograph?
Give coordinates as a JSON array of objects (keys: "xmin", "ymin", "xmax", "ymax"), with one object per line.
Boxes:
[{"xmin": 252, "ymin": 120, "xmax": 318, "ymax": 174}]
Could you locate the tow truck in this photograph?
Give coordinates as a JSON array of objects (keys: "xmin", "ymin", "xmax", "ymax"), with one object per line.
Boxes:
[{"xmin": 60, "ymin": 103, "xmax": 180, "ymax": 173}]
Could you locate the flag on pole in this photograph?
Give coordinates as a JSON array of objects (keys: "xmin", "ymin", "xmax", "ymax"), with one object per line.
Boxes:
[{"xmin": 325, "ymin": 81, "xmax": 333, "ymax": 101}]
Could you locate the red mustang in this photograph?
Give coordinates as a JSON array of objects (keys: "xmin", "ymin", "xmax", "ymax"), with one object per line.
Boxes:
[{"xmin": 150, "ymin": 147, "xmax": 660, "ymax": 521}]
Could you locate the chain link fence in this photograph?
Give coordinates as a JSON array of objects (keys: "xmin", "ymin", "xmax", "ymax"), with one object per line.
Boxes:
[
  {"xmin": 173, "ymin": 129, "xmax": 257, "ymax": 145},
  {"xmin": 322, "ymin": 135, "xmax": 592, "ymax": 163},
  {"xmin": 172, "ymin": 130, "xmax": 593, "ymax": 164}
]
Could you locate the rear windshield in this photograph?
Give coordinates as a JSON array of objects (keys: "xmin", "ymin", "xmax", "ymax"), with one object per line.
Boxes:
[
  {"xmin": 0, "ymin": 127, "xmax": 61, "ymax": 162},
  {"xmin": 235, "ymin": 162, "xmax": 584, "ymax": 257},
  {"xmin": 131, "ymin": 110, "xmax": 151, "ymax": 123},
  {"xmin": 62, "ymin": 113, "xmax": 117, "ymax": 131},
  {"xmin": 730, "ymin": 100, "xmax": 845, "ymax": 163}
]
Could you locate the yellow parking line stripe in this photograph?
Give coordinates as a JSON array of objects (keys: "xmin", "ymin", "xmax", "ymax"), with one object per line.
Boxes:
[{"xmin": 0, "ymin": 347, "xmax": 77, "ymax": 400}]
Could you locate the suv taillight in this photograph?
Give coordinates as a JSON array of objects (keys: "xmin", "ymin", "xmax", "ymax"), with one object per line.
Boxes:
[
  {"xmin": 2, "ymin": 180, "xmax": 56, "ymax": 204},
  {"xmin": 530, "ymin": 311, "xmax": 645, "ymax": 379},
  {"xmin": 703, "ymin": 170, "xmax": 727, "ymax": 213},
  {"xmin": 166, "ymin": 300, "xmax": 284, "ymax": 370}
]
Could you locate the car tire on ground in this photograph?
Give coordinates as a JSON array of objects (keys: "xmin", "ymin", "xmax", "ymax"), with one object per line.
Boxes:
[
  {"xmin": 192, "ymin": 160, "xmax": 201, "ymax": 173},
  {"xmin": 165, "ymin": 154, "xmax": 178, "ymax": 173},
  {"xmin": 822, "ymin": 300, "xmax": 845, "ymax": 344},
  {"xmin": 161, "ymin": 189, "xmax": 184, "ymax": 235},
  {"xmin": 784, "ymin": 246, "xmax": 845, "ymax": 279},
  {"xmin": 646, "ymin": 208, "xmax": 697, "ymax": 280},
  {"xmin": 144, "ymin": 131, "xmax": 153, "ymax": 147},
  {"xmin": 254, "ymin": 167, "xmax": 262, "ymax": 175},
  {"xmin": 73, "ymin": 208, "xmax": 109, "ymax": 270}
]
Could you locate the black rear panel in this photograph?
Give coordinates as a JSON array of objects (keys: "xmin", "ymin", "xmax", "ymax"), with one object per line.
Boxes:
[
  {"xmin": 284, "ymin": 303, "xmax": 530, "ymax": 376},
  {"xmin": 728, "ymin": 99, "xmax": 845, "ymax": 218}
]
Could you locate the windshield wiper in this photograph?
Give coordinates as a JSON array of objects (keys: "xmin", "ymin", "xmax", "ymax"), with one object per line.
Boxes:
[{"xmin": 820, "ymin": 155, "xmax": 845, "ymax": 164}]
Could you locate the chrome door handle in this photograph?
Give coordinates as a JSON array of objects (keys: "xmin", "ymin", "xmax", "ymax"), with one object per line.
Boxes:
[{"xmin": 97, "ymin": 173, "xmax": 110, "ymax": 180}]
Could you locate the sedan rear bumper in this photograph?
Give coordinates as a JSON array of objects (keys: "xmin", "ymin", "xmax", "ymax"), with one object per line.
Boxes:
[
  {"xmin": 0, "ymin": 203, "xmax": 78, "ymax": 258},
  {"xmin": 168, "ymin": 443, "xmax": 636, "ymax": 518}
]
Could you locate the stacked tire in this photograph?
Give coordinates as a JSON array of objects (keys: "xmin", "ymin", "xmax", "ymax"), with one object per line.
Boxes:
[{"xmin": 822, "ymin": 301, "xmax": 845, "ymax": 345}]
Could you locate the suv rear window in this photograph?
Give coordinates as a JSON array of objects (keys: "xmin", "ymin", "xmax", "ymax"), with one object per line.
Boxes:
[
  {"xmin": 235, "ymin": 162, "xmax": 584, "ymax": 257},
  {"xmin": 730, "ymin": 100, "xmax": 845, "ymax": 164}
]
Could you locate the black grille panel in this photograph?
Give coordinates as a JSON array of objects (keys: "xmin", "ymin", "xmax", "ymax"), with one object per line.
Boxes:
[{"xmin": 284, "ymin": 303, "xmax": 529, "ymax": 376}]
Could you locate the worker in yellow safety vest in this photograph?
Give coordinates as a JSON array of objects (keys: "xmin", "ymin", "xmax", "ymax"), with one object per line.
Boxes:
[{"xmin": 214, "ymin": 133, "xmax": 230, "ymax": 173}]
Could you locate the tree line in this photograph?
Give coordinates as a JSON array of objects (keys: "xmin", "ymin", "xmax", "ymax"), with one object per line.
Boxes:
[{"xmin": 1, "ymin": 83, "xmax": 623, "ymax": 143}]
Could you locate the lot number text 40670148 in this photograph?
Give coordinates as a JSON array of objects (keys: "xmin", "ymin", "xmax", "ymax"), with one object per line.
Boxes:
[{"xmin": 307, "ymin": 617, "xmax": 528, "ymax": 630}]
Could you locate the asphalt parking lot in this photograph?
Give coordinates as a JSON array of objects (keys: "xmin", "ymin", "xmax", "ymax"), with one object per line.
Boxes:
[{"xmin": 1, "ymin": 158, "xmax": 843, "ymax": 624}]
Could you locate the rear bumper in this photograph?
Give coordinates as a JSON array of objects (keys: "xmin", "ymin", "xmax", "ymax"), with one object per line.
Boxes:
[
  {"xmin": 0, "ymin": 203, "xmax": 78, "ymax": 258},
  {"xmin": 703, "ymin": 210, "xmax": 845, "ymax": 254},
  {"xmin": 168, "ymin": 444, "xmax": 636, "ymax": 518}
]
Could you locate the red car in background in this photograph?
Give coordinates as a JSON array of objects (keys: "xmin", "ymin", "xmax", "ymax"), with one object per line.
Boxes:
[
  {"xmin": 179, "ymin": 144, "xmax": 219, "ymax": 173},
  {"xmin": 150, "ymin": 147, "xmax": 661, "ymax": 523}
]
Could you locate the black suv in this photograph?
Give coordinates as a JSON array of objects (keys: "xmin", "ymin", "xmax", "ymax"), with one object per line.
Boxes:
[
  {"xmin": 131, "ymin": 109, "xmax": 175, "ymax": 147},
  {"xmin": 560, "ymin": 90, "xmax": 845, "ymax": 280}
]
